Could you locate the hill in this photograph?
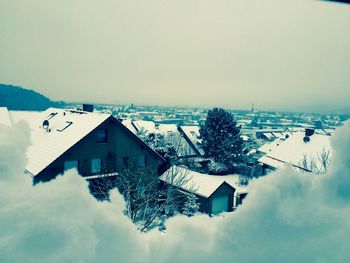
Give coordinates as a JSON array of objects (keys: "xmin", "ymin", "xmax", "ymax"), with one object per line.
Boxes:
[{"xmin": 0, "ymin": 84, "xmax": 63, "ymax": 111}]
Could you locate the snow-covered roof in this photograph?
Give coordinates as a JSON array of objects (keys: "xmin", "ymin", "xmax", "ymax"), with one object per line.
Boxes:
[
  {"xmin": 241, "ymin": 135, "xmax": 250, "ymax": 141},
  {"xmin": 121, "ymin": 119, "xmax": 138, "ymax": 134},
  {"xmin": 133, "ymin": 120, "xmax": 157, "ymax": 133},
  {"xmin": 258, "ymin": 138, "xmax": 284, "ymax": 154},
  {"xmin": 18, "ymin": 108, "xmax": 111, "ymax": 176},
  {"xmin": 179, "ymin": 125, "xmax": 204, "ymax": 155},
  {"xmin": 180, "ymin": 125, "xmax": 200, "ymax": 138},
  {"xmin": 0, "ymin": 107, "xmax": 12, "ymax": 126},
  {"xmin": 208, "ymin": 174, "xmax": 248, "ymax": 195},
  {"xmin": 9, "ymin": 110, "xmax": 43, "ymax": 129},
  {"xmin": 132, "ymin": 120, "xmax": 178, "ymax": 135},
  {"xmin": 258, "ymin": 155, "xmax": 285, "ymax": 169},
  {"xmin": 258, "ymin": 131, "xmax": 331, "ymax": 171},
  {"xmin": 160, "ymin": 166, "xmax": 237, "ymax": 198},
  {"xmin": 156, "ymin": 123, "xmax": 178, "ymax": 134},
  {"xmin": 121, "ymin": 120, "xmax": 196, "ymax": 157}
]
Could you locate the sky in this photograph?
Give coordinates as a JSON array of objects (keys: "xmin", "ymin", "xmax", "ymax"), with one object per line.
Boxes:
[
  {"xmin": 0, "ymin": 0, "xmax": 350, "ymax": 110},
  {"xmin": 1, "ymin": 117, "xmax": 350, "ymax": 262}
]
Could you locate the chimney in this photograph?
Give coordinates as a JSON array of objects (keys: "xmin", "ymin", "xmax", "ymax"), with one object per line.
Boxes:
[
  {"xmin": 83, "ymin": 104, "xmax": 94, "ymax": 112},
  {"xmin": 305, "ymin": 128, "xmax": 315, "ymax": 137}
]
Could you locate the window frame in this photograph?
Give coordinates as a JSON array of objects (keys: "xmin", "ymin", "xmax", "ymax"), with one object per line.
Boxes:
[
  {"xmin": 91, "ymin": 158, "xmax": 102, "ymax": 174},
  {"xmin": 97, "ymin": 129, "xmax": 108, "ymax": 143}
]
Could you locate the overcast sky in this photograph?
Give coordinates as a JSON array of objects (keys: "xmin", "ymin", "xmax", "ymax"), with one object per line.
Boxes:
[{"xmin": 1, "ymin": 0, "xmax": 350, "ymax": 110}]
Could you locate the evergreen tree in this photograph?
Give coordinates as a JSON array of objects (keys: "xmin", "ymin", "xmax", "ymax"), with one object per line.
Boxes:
[
  {"xmin": 200, "ymin": 107, "xmax": 243, "ymax": 165},
  {"xmin": 182, "ymin": 193, "xmax": 199, "ymax": 216}
]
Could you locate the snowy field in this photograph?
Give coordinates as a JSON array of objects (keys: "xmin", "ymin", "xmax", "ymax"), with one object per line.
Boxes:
[{"xmin": 1, "ymin": 121, "xmax": 350, "ymax": 262}]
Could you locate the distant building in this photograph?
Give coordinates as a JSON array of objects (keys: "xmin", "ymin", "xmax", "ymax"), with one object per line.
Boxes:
[{"xmin": 121, "ymin": 120, "xmax": 200, "ymax": 158}]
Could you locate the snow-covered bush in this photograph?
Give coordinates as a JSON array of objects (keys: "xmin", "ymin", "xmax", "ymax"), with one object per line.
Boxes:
[
  {"xmin": 182, "ymin": 193, "xmax": 200, "ymax": 216},
  {"xmin": 208, "ymin": 161, "xmax": 229, "ymax": 175}
]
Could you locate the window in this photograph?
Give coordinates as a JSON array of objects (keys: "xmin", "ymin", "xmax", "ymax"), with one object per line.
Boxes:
[
  {"xmin": 64, "ymin": 160, "xmax": 78, "ymax": 171},
  {"xmin": 138, "ymin": 154, "xmax": 147, "ymax": 167},
  {"xmin": 57, "ymin": 121, "xmax": 73, "ymax": 132},
  {"xmin": 91, "ymin": 158, "xmax": 101, "ymax": 174},
  {"xmin": 97, "ymin": 129, "xmax": 108, "ymax": 143}
]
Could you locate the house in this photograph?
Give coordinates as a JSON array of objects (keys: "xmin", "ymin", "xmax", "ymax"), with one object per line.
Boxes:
[
  {"xmin": 121, "ymin": 120, "xmax": 199, "ymax": 158},
  {"xmin": 160, "ymin": 166, "xmax": 237, "ymax": 215},
  {"xmin": 255, "ymin": 128, "xmax": 295, "ymax": 141},
  {"xmin": 213, "ymin": 174, "xmax": 248, "ymax": 208},
  {"xmin": 258, "ymin": 128, "xmax": 332, "ymax": 174},
  {"xmin": 7, "ymin": 107, "xmax": 166, "ymax": 197},
  {"xmin": 177, "ymin": 125, "xmax": 204, "ymax": 157}
]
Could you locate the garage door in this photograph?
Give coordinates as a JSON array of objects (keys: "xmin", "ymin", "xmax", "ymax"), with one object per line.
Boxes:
[{"xmin": 211, "ymin": 195, "xmax": 229, "ymax": 215}]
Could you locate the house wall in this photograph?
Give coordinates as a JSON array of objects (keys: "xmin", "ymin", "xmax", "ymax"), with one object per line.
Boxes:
[
  {"xmin": 34, "ymin": 118, "xmax": 163, "ymax": 183},
  {"xmin": 196, "ymin": 195, "xmax": 210, "ymax": 213},
  {"xmin": 194, "ymin": 183, "xmax": 234, "ymax": 214},
  {"xmin": 208, "ymin": 183, "xmax": 235, "ymax": 214},
  {"xmin": 161, "ymin": 181, "xmax": 234, "ymax": 215}
]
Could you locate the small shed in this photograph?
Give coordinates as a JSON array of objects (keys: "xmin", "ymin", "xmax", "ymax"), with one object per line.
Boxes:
[{"xmin": 160, "ymin": 166, "xmax": 235, "ymax": 215}]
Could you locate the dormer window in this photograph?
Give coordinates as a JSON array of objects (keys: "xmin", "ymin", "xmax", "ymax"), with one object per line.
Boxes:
[
  {"xmin": 97, "ymin": 129, "xmax": 108, "ymax": 143},
  {"xmin": 57, "ymin": 121, "xmax": 73, "ymax": 132}
]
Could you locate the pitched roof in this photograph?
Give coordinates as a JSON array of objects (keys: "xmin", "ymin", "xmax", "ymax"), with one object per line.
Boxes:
[
  {"xmin": 258, "ymin": 131, "xmax": 331, "ymax": 171},
  {"xmin": 132, "ymin": 120, "xmax": 178, "ymax": 135},
  {"xmin": 16, "ymin": 108, "xmax": 111, "ymax": 176},
  {"xmin": 178, "ymin": 125, "xmax": 204, "ymax": 155},
  {"xmin": 132, "ymin": 120, "xmax": 157, "ymax": 133},
  {"xmin": 121, "ymin": 119, "xmax": 138, "ymax": 134},
  {"xmin": 110, "ymin": 118, "xmax": 166, "ymax": 163},
  {"xmin": 160, "ymin": 166, "xmax": 236, "ymax": 198},
  {"xmin": 121, "ymin": 120, "xmax": 196, "ymax": 158},
  {"xmin": 9, "ymin": 110, "xmax": 43, "ymax": 129}
]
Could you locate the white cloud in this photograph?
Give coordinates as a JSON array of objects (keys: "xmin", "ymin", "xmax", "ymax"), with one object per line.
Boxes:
[
  {"xmin": 0, "ymin": 123, "xmax": 146, "ymax": 263},
  {"xmin": 1, "ymin": 121, "xmax": 350, "ymax": 262}
]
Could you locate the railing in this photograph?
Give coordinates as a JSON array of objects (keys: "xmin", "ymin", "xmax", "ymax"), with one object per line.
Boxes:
[{"xmin": 84, "ymin": 172, "xmax": 118, "ymax": 180}]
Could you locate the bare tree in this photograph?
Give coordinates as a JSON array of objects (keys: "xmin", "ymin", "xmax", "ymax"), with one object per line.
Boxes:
[
  {"xmin": 299, "ymin": 148, "xmax": 331, "ymax": 174},
  {"xmin": 121, "ymin": 165, "xmax": 197, "ymax": 231},
  {"xmin": 89, "ymin": 164, "xmax": 195, "ymax": 232}
]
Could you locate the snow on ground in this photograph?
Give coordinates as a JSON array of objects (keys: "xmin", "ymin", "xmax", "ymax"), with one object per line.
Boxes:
[{"xmin": 1, "ymin": 121, "xmax": 350, "ymax": 262}]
